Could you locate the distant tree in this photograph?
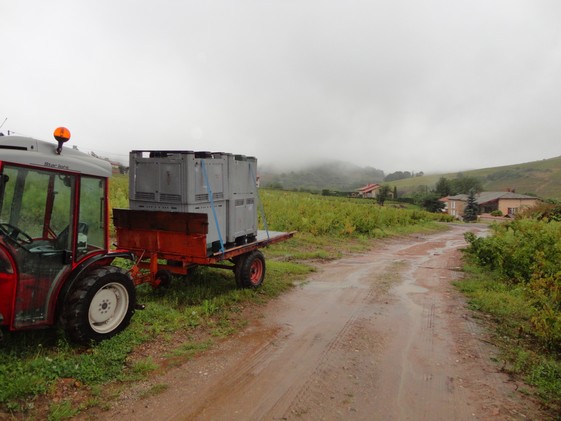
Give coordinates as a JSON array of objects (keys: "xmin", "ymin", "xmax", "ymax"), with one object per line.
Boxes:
[
  {"xmin": 384, "ymin": 171, "xmax": 412, "ymax": 182},
  {"xmin": 434, "ymin": 177, "xmax": 453, "ymax": 197},
  {"xmin": 453, "ymin": 173, "xmax": 483, "ymax": 194},
  {"xmin": 463, "ymin": 189, "xmax": 479, "ymax": 222},
  {"xmin": 376, "ymin": 185, "xmax": 392, "ymax": 206},
  {"xmin": 393, "ymin": 185, "xmax": 398, "ymax": 199},
  {"xmin": 267, "ymin": 181, "xmax": 283, "ymax": 190},
  {"xmin": 417, "ymin": 193, "xmax": 445, "ymax": 213}
]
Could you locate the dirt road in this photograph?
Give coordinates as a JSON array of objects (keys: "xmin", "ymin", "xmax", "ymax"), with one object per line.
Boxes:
[{"xmin": 104, "ymin": 224, "xmax": 547, "ymax": 420}]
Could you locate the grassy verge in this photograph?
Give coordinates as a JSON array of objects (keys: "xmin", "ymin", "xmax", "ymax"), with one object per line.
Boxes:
[{"xmin": 455, "ymin": 264, "xmax": 561, "ymax": 413}]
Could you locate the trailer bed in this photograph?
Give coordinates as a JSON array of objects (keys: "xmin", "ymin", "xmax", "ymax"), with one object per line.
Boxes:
[
  {"xmin": 112, "ymin": 208, "xmax": 295, "ymax": 286},
  {"xmin": 206, "ymin": 230, "xmax": 295, "ymax": 262}
]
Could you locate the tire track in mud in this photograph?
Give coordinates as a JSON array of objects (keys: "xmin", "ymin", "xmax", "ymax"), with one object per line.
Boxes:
[
  {"xmin": 182, "ymin": 252, "xmax": 397, "ymax": 420},
  {"xmin": 278, "ymin": 259, "xmax": 394, "ymax": 419},
  {"xmin": 277, "ymin": 233, "xmax": 467, "ymax": 420},
  {"xmin": 382, "ymin": 235, "xmax": 476, "ymax": 421},
  {"xmin": 267, "ymin": 251, "xmax": 403, "ymax": 420},
  {"xmin": 189, "ymin": 243, "xmax": 414, "ymax": 420}
]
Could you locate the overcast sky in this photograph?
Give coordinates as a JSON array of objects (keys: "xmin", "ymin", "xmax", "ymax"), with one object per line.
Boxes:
[{"xmin": 2, "ymin": 0, "xmax": 561, "ymax": 174}]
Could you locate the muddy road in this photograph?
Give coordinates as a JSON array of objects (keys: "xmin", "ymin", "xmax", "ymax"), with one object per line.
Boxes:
[{"xmin": 103, "ymin": 224, "xmax": 547, "ymax": 420}]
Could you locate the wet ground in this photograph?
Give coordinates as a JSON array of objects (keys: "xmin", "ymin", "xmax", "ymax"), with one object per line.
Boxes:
[{"xmin": 99, "ymin": 224, "xmax": 549, "ymax": 420}]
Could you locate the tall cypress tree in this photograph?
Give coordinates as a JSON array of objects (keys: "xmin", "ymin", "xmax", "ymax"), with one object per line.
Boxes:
[{"xmin": 463, "ymin": 189, "xmax": 479, "ymax": 222}]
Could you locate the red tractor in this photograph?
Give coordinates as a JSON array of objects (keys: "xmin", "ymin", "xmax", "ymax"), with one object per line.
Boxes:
[
  {"xmin": 0, "ymin": 129, "xmax": 136, "ymax": 344},
  {"xmin": 0, "ymin": 129, "xmax": 293, "ymax": 344}
]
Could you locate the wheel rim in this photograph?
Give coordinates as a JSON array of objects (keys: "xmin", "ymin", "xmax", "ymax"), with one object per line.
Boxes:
[
  {"xmin": 249, "ymin": 258, "xmax": 264, "ymax": 286},
  {"xmin": 88, "ymin": 282, "xmax": 130, "ymax": 334}
]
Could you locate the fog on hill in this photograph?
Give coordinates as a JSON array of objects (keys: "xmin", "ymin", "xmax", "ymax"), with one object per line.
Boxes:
[
  {"xmin": 259, "ymin": 160, "xmax": 385, "ymax": 192},
  {"xmin": 258, "ymin": 154, "xmax": 561, "ymax": 200}
]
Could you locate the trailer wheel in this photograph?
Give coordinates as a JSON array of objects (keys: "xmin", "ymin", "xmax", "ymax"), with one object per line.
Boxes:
[
  {"xmin": 155, "ymin": 269, "xmax": 172, "ymax": 288},
  {"xmin": 62, "ymin": 266, "xmax": 136, "ymax": 344},
  {"xmin": 235, "ymin": 250, "xmax": 266, "ymax": 288}
]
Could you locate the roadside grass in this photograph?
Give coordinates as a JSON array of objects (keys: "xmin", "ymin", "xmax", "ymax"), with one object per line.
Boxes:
[
  {"xmin": 48, "ymin": 400, "xmax": 79, "ymax": 421},
  {"xmin": 455, "ymin": 265, "xmax": 561, "ymax": 412},
  {"xmin": 0, "ymin": 186, "xmax": 453, "ymax": 419}
]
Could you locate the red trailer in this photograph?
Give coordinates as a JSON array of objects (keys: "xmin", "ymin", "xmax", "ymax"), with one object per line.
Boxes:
[{"xmin": 113, "ymin": 208, "xmax": 294, "ymax": 289}]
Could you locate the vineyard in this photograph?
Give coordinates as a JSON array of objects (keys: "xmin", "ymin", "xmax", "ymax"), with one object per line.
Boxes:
[{"xmin": 259, "ymin": 189, "xmax": 452, "ymax": 236}]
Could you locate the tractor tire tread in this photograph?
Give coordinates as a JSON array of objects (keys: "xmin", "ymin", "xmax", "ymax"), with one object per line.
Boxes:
[{"xmin": 62, "ymin": 266, "xmax": 135, "ymax": 345}]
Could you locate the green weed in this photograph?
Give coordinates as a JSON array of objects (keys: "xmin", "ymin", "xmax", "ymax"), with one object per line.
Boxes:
[
  {"xmin": 128, "ymin": 357, "xmax": 159, "ymax": 380},
  {"xmin": 48, "ymin": 400, "xmax": 79, "ymax": 421},
  {"xmin": 139, "ymin": 383, "xmax": 169, "ymax": 400},
  {"xmin": 166, "ymin": 340, "xmax": 213, "ymax": 359}
]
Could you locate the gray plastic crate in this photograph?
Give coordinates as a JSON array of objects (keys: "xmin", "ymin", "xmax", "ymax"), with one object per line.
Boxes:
[
  {"xmin": 187, "ymin": 202, "xmax": 226, "ymax": 248},
  {"xmin": 129, "ymin": 151, "xmax": 227, "ymax": 207},
  {"xmin": 226, "ymin": 155, "xmax": 258, "ymax": 243}
]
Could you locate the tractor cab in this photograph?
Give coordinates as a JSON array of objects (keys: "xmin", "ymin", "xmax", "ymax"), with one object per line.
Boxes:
[{"xmin": 0, "ymin": 129, "xmax": 117, "ymax": 334}]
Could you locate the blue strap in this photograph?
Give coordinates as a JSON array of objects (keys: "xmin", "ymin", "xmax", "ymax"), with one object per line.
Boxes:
[
  {"xmin": 200, "ymin": 159, "xmax": 225, "ymax": 254},
  {"xmin": 249, "ymin": 163, "xmax": 269, "ymax": 241}
]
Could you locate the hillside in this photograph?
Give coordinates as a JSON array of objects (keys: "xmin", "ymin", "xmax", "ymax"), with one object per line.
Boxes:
[
  {"xmin": 390, "ymin": 156, "xmax": 561, "ymax": 199},
  {"xmin": 260, "ymin": 155, "xmax": 561, "ymax": 199}
]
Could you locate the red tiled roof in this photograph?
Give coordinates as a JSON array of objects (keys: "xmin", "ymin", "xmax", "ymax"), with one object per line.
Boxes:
[{"xmin": 357, "ymin": 183, "xmax": 380, "ymax": 193}]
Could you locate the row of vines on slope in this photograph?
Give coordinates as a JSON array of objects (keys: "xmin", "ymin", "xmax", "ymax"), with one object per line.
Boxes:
[{"xmin": 260, "ymin": 189, "xmax": 453, "ymax": 237}]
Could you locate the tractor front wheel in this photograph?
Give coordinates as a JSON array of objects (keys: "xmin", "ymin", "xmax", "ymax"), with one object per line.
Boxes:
[
  {"xmin": 234, "ymin": 250, "xmax": 266, "ymax": 288},
  {"xmin": 62, "ymin": 266, "xmax": 136, "ymax": 344}
]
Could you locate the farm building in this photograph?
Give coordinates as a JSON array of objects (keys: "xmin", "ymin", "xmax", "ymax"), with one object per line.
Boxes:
[
  {"xmin": 356, "ymin": 183, "xmax": 381, "ymax": 198},
  {"xmin": 443, "ymin": 191, "xmax": 539, "ymax": 218}
]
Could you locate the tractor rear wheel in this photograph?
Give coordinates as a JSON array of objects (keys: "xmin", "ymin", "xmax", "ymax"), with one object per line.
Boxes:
[
  {"xmin": 234, "ymin": 250, "xmax": 266, "ymax": 288},
  {"xmin": 62, "ymin": 266, "xmax": 136, "ymax": 344}
]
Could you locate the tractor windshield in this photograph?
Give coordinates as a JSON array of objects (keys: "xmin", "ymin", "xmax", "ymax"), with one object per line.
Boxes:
[
  {"xmin": 0, "ymin": 165, "xmax": 75, "ymax": 245},
  {"xmin": 0, "ymin": 165, "xmax": 75, "ymax": 238},
  {"xmin": 0, "ymin": 165, "xmax": 74, "ymax": 243}
]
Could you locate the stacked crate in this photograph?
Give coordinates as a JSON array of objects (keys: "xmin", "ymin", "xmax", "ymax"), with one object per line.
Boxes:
[
  {"xmin": 227, "ymin": 155, "xmax": 257, "ymax": 245},
  {"xmin": 128, "ymin": 150, "xmax": 257, "ymax": 251}
]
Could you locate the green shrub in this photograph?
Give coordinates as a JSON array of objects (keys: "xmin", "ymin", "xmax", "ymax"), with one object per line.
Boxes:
[
  {"xmin": 463, "ymin": 217, "xmax": 561, "ymax": 355},
  {"xmin": 464, "ymin": 220, "xmax": 561, "ymax": 284}
]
